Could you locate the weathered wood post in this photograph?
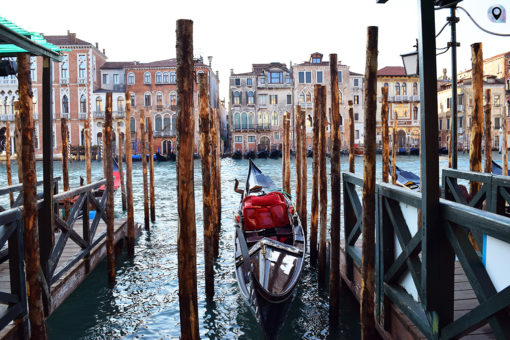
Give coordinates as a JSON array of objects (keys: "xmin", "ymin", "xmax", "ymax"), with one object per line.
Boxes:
[
  {"xmin": 348, "ymin": 100, "xmax": 355, "ymax": 173},
  {"xmin": 361, "ymin": 26, "xmax": 378, "ymax": 339},
  {"xmin": 104, "ymin": 92, "xmax": 116, "ymax": 285},
  {"xmin": 329, "ymin": 53, "xmax": 341, "ymax": 322},
  {"xmin": 381, "ymin": 86, "xmax": 389, "ymax": 182},
  {"xmin": 117, "ymin": 122, "xmax": 126, "ymax": 211},
  {"xmin": 503, "ymin": 107, "xmax": 508, "ymax": 176},
  {"xmin": 61, "ymin": 117, "xmax": 70, "ymax": 219},
  {"xmin": 484, "ymin": 89, "xmax": 492, "ymax": 173},
  {"xmin": 318, "ymin": 85, "xmax": 327, "ymax": 286},
  {"xmin": 470, "ymin": 43, "xmax": 483, "ymax": 197},
  {"xmin": 310, "ymin": 85, "xmax": 321, "ymax": 265},
  {"xmin": 210, "ymin": 107, "xmax": 221, "ymax": 257},
  {"xmin": 140, "ymin": 110, "xmax": 150, "ymax": 230},
  {"xmin": 85, "ymin": 112, "xmax": 92, "ymax": 184},
  {"xmin": 300, "ymin": 106, "xmax": 307, "ymax": 237},
  {"xmin": 199, "ymin": 73, "xmax": 214, "ymax": 299},
  {"xmin": 295, "ymin": 106, "xmax": 302, "ymax": 221},
  {"xmin": 283, "ymin": 112, "xmax": 291, "ymax": 194},
  {"xmin": 5, "ymin": 122, "xmax": 13, "ymax": 206},
  {"xmin": 392, "ymin": 111, "xmax": 398, "ymax": 185},
  {"xmin": 125, "ymin": 92, "xmax": 135, "ymax": 257},
  {"xmin": 148, "ymin": 116, "xmax": 156, "ymax": 222},
  {"xmin": 18, "ymin": 52, "xmax": 47, "ymax": 339},
  {"xmin": 176, "ymin": 19, "xmax": 199, "ymax": 339},
  {"xmin": 14, "ymin": 101, "xmax": 23, "ymax": 183}
]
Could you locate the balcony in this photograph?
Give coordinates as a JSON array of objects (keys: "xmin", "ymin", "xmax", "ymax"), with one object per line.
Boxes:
[
  {"xmin": 0, "ymin": 114, "xmax": 14, "ymax": 121},
  {"xmin": 78, "ymin": 113, "xmax": 88, "ymax": 120},
  {"xmin": 411, "ymin": 95, "xmax": 420, "ymax": 102},
  {"xmin": 93, "ymin": 111, "xmax": 104, "ymax": 119},
  {"xmin": 78, "ymin": 78, "xmax": 87, "ymax": 85},
  {"xmin": 298, "ymin": 102, "xmax": 313, "ymax": 109},
  {"xmin": 156, "ymin": 105, "xmax": 164, "ymax": 112},
  {"xmin": 457, "ymin": 104, "xmax": 464, "ymax": 112},
  {"xmin": 153, "ymin": 130, "xmax": 176, "ymax": 138},
  {"xmin": 233, "ymin": 124, "xmax": 273, "ymax": 132},
  {"xmin": 114, "ymin": 111, "xmax": 125, "ymax": 119},
  {"xmin": 60, "ymin": 113, "xmax": 70, "ymax": 119},
  {"xmin": 60, "ymin": 78, "xmax": 69, "ymax": 85}
]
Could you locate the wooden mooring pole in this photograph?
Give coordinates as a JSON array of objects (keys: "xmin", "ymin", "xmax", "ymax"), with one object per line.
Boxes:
[
  {"xmin": 199, "ymin": 73, "xmax": 214, "ymax": 299},
  {"xmin": 310, "ymin": 84, "xmax": 321, "ymax": 265},
  {"xmin": 361, "ymin": 26, "xmax": 378, "ymax": 339},
  {"xmin": 503, "ymin": 107, "xmax": 508, "ymax": 176},
  {"xmin": 295, "ymin": 105, "xmax": 303, "ymax": 227},
  {"xmin": 392, "ymin": 111, "xmax": 397, "ymax": 185},
  {"xmin": 176, "ymin": 19, "xmax": 199, "ymax": 339},
  {"xmin": 300, "ymin": 107, "xmax": 307, "ymax": 237},
  {"xmin": 140, "ymin": 110, "xmax": 150, "ymax": 230},
  {"xmin": 105, "ymin": 92, "xmax": 116, "ymax": 286},
  {"xmin": 381, "ymin": 86, "xmax": 389, "ymax": 182},
  {"xmin": 148, "ymin": 116, "xmax": 156, "ymax": 222},
  {"xmin": 14, "ymin": 101, "xmax": 22, "ymax": 183},
  {"xmin": 283, "ymin": 112, "xmax": 291, "ymax": 194},
  {"xmin": 329, "ymin": 53, "xmax": 341, "ymax": 322},
  {"xmin": 470, "ymin": 43, "xmax": 483, "ymax": 197},
  {"xmin": 18, "ymin": 52, "xmax": 47, "ymax": 339},
  {"xmin": 85, "ymin": 112, "xmax": 92, "ymax": 184},
  {"xmin": 61, "ymin": 117, "xmax": 70, "ymax": 219},
  {"xmin": 125, "ymin": 92, "xmax": 135, "ymax": 257},
  {"xmin": 318, "ymin": 85, "xmax": 327, "ymax": 286},
  {"xmin": 117, "ymin": 122, "xmax": 126, "ymax": 211},
  {"xmin": 210, "ymin": 107, "xmax": 221, "ymax": 257},
  {"xmin": 484, "ymin": 89, "xmax": 492, "ymax": 174},
  {"xmin": 5, "ymin": 122, "xmax": 13, "ymax": 206},
  {"xmin": 348, "ymin": 100, "xmax": 355, "ymax": 173}
]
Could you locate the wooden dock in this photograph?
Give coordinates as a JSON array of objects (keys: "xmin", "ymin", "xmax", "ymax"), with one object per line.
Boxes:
[
  {"xmin": 340, "ymin": 239, "xmax": 495, "ymax": 340},
  {"xmin": 0, "ymin": 218, "xmax": 142, "ymax": 340}
]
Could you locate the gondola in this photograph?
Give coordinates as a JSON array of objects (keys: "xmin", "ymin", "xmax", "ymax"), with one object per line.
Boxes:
[
  {"xmin": 389, "ymin": 161, "xmax": 420, "ymax": 191},
  {"xmin": 492, "ymin": 160, "xmax": 510, "ymax": 176},
  {"xmin": 234, "ymin": 160, "xmax": 306, "ymax": 339},
  {"xmin": 155, "ymin": 152, "xmax": 168, "ymax": 162}
]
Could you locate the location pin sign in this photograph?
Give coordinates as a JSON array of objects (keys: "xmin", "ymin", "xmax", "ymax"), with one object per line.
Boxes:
[{"xmin": 489, "ymin": 5, "xmax": 506, "ymax": 23}]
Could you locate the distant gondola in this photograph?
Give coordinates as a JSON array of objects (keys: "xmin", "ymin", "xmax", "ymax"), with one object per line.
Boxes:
[
  {"xmin": 439, "ymin": 147, "xmax": 448, "ymax": 155},
  {"xmin": 269, "ymin": 150, "xmax": 281, "ymax": 159},
  {"xmin": 409, "ymin": 147, "xmax": 419, "ymax": 155},
  {"xmin": 245, "ymin": 151, "xmax": 256, "ymax": 159},
  {"xmin": 398, "ymin": 147, "xmax": 408, "ymax": 155},
  {"xmin": 257, "ymin": 150, "xmax": 269, "ymax": 159},
  {"xmin": 307, "ymin": 149, "xmax": 313, "ymax": 157},
  {"xmin": 155, "ymin": 152, "xmax": 168, "ymax": 162},
  {"xmin": 132, "ymin": 154, "xmax": 142, "ymax": 162},
  {"xmin": 232, "ymin": 151, "xmax": 243, "ymax": 159},
  {"xmin": 167, "ymin": 152, "xmax": 176, "ymax": 161},
  {"xmin": 492, "ymin": 160, "xmax": 510, "ymax": 176},
  {"xmin": 234, "ymin": 160, "xmax": 305, "ymax": 339}
]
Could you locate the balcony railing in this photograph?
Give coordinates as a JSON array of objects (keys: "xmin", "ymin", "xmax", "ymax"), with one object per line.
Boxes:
[
  {"xmin": 60, "ymin": 113, "xmax": 70, "ymax": 119},
  {"xmin": 114, "ymin": 111, "xmax": 125, "ymax": 119},
  {"xmin": 0, "ymin": 114, "xmax": 14, "ymax": 121},
  {"xmin": 93, "ymin": 111, "xmax": 104, "ymax": 119},
  {"xmin": 78, "ymin": 113, "xmax": 88, "ymax": 120},
  {"xmin": 298, "ymin": 102, "xmax": 313, "ymax": 109},
  {"xmin": 156, "ymin": 105, "xmax": 164, "ymax": 112},
  {"xmin": 60, "ymin": 78, "xmax": 69, "ymax": 85},
  {"xmin": 78, "ymin": 78, "xmax": 87, "ymax": 85},
  {"xmin": 457, "ymin": 104, "xmax": 464, "ymax": 112},
  {"xmin": 153, "ymin": 130, "xmax": 176, "ymax": 138},
  {"xmin": 33, "ymin": 113, "xmax": 38, "ymax": 121},
  {"xmin": 233, "ymin": 124, "xmax": 272, "ymax": 131}
]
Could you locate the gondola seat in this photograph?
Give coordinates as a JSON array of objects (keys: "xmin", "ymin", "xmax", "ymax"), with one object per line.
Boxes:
[{"xmin": 242, "ymin": 192, "xmax": 290, "ymax": 233}]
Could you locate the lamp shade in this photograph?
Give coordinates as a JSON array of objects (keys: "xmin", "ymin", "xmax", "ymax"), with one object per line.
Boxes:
[{"xmin": 401, "ymin": 51, "xmax": 418, "ymax": 76}]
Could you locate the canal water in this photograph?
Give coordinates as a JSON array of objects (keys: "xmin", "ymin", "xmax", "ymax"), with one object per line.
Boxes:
[{"xmin": 0, "ymin": 152, "xmax": 504, "ymax": 339}]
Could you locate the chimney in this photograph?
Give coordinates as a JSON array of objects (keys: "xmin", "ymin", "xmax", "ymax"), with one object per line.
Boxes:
[
  {"xmin": 443, "ymin": 68, "xmax": 447, "ymax": 80},
  {"xmin": 230, "ymin": 69, "xmax": 234, "ymax": 75},
  {"xmin": 95, "ymin": 42, "xmax": 98, "ymax": 49},
  {"xmin": 103, "ymin": 48, "xmax": 105, "ymax": 55},
  {"xmin": 216, "ymin": 71, "xmax": 219, "ymax": 79},
  {"xmin": 67, "ymin": 29, "xmax": 70, "ymax": 35},
  {"xmin": 207, "ymin": 56, "xmax": 213, "ymax": 67},
  {"xmin": 68, "ymin": 32, "xmax": 76, "ymax": 43}
]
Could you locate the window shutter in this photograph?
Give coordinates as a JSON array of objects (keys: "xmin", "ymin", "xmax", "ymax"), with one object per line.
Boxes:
[
  {"xmin": 275, "ymin": 95, "xmax": 278, "ymax": 104},
  {"xmin": 239, "ymin": 92, "xmax": 242, "ymax": 105}
]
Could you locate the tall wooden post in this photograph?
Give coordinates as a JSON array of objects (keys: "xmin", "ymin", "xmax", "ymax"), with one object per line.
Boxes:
[
  {"xmin": 295, "ymin": 106, "xmax": 302, "ymax": 221},
  {"xmin": 18, "ymin": 52, "xmax": 47, "ymax": 339},
  {"xmin": 117, "ymin": 123, "xmax": 126, "ymax": 211},
  {"xmin": 5, "ymin": 122, "xmax": 13, "ymax": 206},
  {"xmin": 310, "ymin": 85, "xmax": 321, "ymax": 265},
  {"xmin": 361, "ymin": 26, "xmax": 378, "ymax": 340},
  {"xmin": 503, "ymin": 107, "xmax": 508, "ymax": 176},
  {"xmin": 381, "ymin": 87, "xmax": 389, "ymax": 182},
  {"xmin": 348, "ymin": 100, "xmax": 355, "ymax": 173},
  {"xmin": 140, "ymin": 110, "xmax": 150, "ymax": 230},
  {"xmin": 125, "ymin": 92, "xmax": 135, "ymax": 257},
  {"xmin": 14, "ymin": 101, "xmax": 23, "ymax": 184},
  {"xmin": 392, "ymin": 112, "xmax": 398, "ymax": 185},
  {"xmin": 176, "ymin": 19, "xmax": 199, "ymax": 339},
  {"xmin": 283, "ymin": 112, "xmax": 291, "ymax": 194},
  {"xmin": 484, "ymin": 89, "xmax": 492, "ymax": 173},
  {"xmin": 104, "ymin": 92, "xmax": 116, "ymax": 286},
  {"xmin": 318, "ymin": 85, "xmax": 327, "ymax": 286},
  {"xmin": 199, "ymin": 73, "xmax": 214, "ymax": 299},
  {"xmin": 210, "ymin": 107, "xmax": 221, "ymax": 257},
  {"xmin": 85, "ymin": 112, "xmax": 92, "ymax": 184},
  {"xmin": 148, "ymin": 116, "xmax": 156, "ymax": 222},
  {"xmin": 470, "ymin": 43, "xmax": 483, "ymax": 196},
  {"xmin": 300, "ymin": 107, "xmax": 307, "ymax": 237},
  {"xmin": 329, "ymin": 53, "xmax": 341, "ymax": 322},
  {"xmin": 61, "ymin": 118, "xmax": 70, "ymax": 219}
]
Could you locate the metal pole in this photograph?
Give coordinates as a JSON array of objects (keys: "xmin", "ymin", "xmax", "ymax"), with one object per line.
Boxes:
[{"xmin": 450, "ymin": 6, "xmax": 459, "ymax": 169}]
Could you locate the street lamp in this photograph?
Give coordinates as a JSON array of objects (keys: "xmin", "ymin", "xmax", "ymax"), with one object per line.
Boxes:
[{"xmin": 401, "ymin": 51, "xmax": 419, "ymax": 76}]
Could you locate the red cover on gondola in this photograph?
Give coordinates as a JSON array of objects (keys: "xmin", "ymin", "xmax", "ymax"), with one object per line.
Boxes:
[{"xmin": 242, "ymin": 192, "xmax": 290, "ymax": 231}]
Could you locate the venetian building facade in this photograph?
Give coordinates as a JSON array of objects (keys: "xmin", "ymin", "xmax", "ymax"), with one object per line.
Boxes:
[
  {"xmin": 376, "ymin": 66, "xmax": 421, "ymax": 150},
  {"xmin": 292, "ymin": 52, "xmax": 354, "ymax": 150},
  {"xmin": 229, "ymin": 63, "xmax": 293, "ymax": 154},
  {"xmin": 437, "ymin": 76, "xmax": 505, "ymax": 150}
]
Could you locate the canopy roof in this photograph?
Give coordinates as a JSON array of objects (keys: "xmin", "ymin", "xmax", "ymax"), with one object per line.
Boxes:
[{"xmin": 0, "ymin": 16, "xmax": 62, "ymax": 61}]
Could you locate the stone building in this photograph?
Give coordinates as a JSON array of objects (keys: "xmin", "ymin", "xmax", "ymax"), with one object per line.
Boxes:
[
  {"xmin": 376, "ymin": 66, "xmax": 421, "ymax": 150},
  {"xmin": 229, "ymin": 62, "xmax": 293, "ymax": 155}
]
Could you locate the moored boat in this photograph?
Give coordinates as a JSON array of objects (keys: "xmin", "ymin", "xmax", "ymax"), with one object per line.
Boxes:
[
  {"xmin": 492, "ymin": 160, "xmax": 510, "ymax": 176},
  {"xmin": 234, "ymin": 160, "xmax": 306, "ymax": 339},
  {"xmin": 390, "ymin": 161, "xmax": 420, "ymax": 191}
]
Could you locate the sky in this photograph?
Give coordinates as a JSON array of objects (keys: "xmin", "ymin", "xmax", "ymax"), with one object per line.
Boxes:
[{"xmin": 3, "ymin": 0, "xmax": 510, "ymax": 100}]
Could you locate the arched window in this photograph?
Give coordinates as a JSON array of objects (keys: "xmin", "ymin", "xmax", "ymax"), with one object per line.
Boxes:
[
  {"xmin": 128, "ymin": 72, "xmax": 135, "ymax": 85},
  {"xmin": 61, "ymin": 56, "xmax": 68, "ymax": 80},
  {"xmin": 339, "ymin": 90, "xmax": 343, "ymax": 104},
  {"xmin": 234, "ymin": 113, "xmax": 241, "ymax": 129},
  {"xmin": 402, "ymin": 82, "xmax": 407, "ymax": 96},
  {"xmin": 3, "ymin": 97, "xmax": 7, "ymax": 114},
  {"xmin": 248, "ymin": 112, "xmax": 254, "ymax": 128},
  {"xmin": 130, "ymin": 117, "xmax": 136, "ymax": 132},
  {"xmin": 144, "ymin": 92, "xmax": 151, "ymax": 107},
  {"xmin": 117, "ymin": 97, "xmax": 125, "ymax": 112},
  {"xmin": 144, "ymin": 72, "xmax": 151, "ymax": 84},
  {"xmin": 80, "ymin": 94, "xmax": 87, "ymax": 113},
  {"xmin": 395, "ymin": 82, "xmax": 400, "ymax": 95},
  {"xmin": 241, "ymin": 112, "xmax": 247, "ymax": 129},
  {"xmin": 130, "ymin": 93, "xmax": 135, "ymax": 107},
  {"xmin": 384, "ymin": 82, "xmax": 389, "ymax": 88},
  {"xmin": 248, "ymin": 91, "xmax": 255, "ymax": 105},
  {"xmin": 264, "ymin": 112, "xmax": 270, "ymax": 128},
  {"xmin": 156, "ymin": 72, "xmax": 162, "ymax": 84},
  {"xmin": 32, "ymin": 96, "xmax": 37, "ymax": 114},
  {"xmin": 197, "ymin": 70, "xmax": 204, "ymax": 83},
  {"xmin": 79, "ymin": 61, "xmax": 86, "ymax": 80},
  {"xmin": 257, "ymin": 112, "xmax": 263, "ymax": 126},
  {"xmin": 233, "ymin": 91, "xmax": 240, "ymax": 105},
  {"xmin": 170, "ymin": 72, "xmax": 176, "ymax": 83},
  {"xmin": 5, "ymin": 97, "xmax": 11, "ymax": 115},
  {"xmin": 272, "ymin": 112, "xmax": 278, "ymax": 127},
  {"xmin": 413, "ymin": 106, "xmax": 418, "ymax": 120},
  {"xmin": 156, "ymin": 92, "xmax": 163, "ymax": 110},
  {"xmin": 170, "ymin": 92, "xmax": 177, "ymax": 106},
  {"xmin": 30, "ymin": 58, "xmax": 37, "ymax": 81},
  {"xmin": 299, "ymin": 92, "xmax": 305, "ymax": 103},
  {"xmin": 413, "ymin": 82, "xmax": 418, "ymax": 96},
  {"xmin": 305, "ymin": 93, "xmax": 311, "ymax": 103},
  {"xmin": 171, "ymin": 114, "xmax": 176, "ymax": 134},
  {"xmin": 96, "ymin": 97, "xmax": 103, "ymax": 112},
  {"xmin": 155, "ymin": 115, "xmax": 162, "ymax": 131},
  {"xmin": 163, "ymin": 72, "xmax": 169, "ymax": 83},
  {"xmin": 62, "ymin": 95, "xmax": 69, "ymax": 114}
]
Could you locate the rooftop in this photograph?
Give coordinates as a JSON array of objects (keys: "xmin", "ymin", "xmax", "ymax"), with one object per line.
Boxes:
[{"xmin": 377, "ymin": 66, "xmax": 406, "ymax": 76}]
